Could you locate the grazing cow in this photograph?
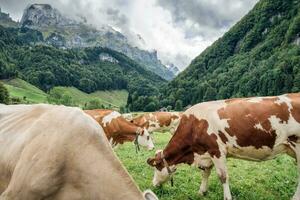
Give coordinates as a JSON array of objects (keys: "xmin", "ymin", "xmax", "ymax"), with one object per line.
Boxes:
[
  {"xmin": 85, "ymin": 109, "xmax": 154, "ymax": 150},
  {"xmin": 0, "ymin": 104, "xmax": 158, "ymax": 200},
  {"xmin": 147, "ymin": 94, "xmax": 300, "ymax": 200},
  {"xmin": 131, "ymin": 112, "xmax": 181, "ymax": 134}
]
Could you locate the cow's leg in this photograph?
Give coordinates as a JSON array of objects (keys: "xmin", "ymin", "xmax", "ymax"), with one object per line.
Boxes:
[
  {"xmin": 198, "ymin": 167, "xmax": 212, "ymax": 196},
  {"xmin": 212, "ymin": 156, "xmax": 232, "ymax": 200},
  {"xmin": 288, "ymin": 142, "xmax": 300, "ymax": 200}
]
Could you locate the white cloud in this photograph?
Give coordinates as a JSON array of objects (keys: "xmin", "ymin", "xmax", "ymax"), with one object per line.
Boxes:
[{"xmin": 0, "ymin": 0, "xmax": 258, "ymax": 70}]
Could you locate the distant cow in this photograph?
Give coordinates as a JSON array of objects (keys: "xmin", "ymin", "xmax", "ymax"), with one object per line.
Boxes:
[
  {"xmin": 0, "ymin": 104, "xmax": 158, "ymax": 200},
  {"xmin": 131, "ymin": 112, "xmax": 181, "ymax": 134},
  {"xmin": 147, "ymin": 94, "xmax": 300, "ymax": 200},
  {"xmin": 85, "ymin": 109, "xmax": 154, "ymax": 150}
]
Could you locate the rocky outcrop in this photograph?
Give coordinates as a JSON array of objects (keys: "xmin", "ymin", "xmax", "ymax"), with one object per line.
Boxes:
[
  {"xmin": 0, "ymin": 7, "xmax": 18, "ymax": 27},
  {"xmin": 19, "ymin": 4, "xmax": 176, "ymax": 80},
  {"xmin": 20, "ymin": 4, "xmax": 76, "ymax": 27},
  {"xmin": 166, "ymin": 63, "xmax": 180, "ymax": 76},
  {"xmin": 99, "ymin": 53, "xmax": 119, "ymax": 63},
  {"xmin": 0, "ymin": 8, "xmax": 10, "ymax": 20},
  {"xmin": 45, "ymin": 32, "xmax": 66, "ymax": 47}
]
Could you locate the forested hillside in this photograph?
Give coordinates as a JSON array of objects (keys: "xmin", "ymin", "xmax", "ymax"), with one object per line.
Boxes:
[
  {"xmin": 145, "ymin": 0, "xmax": 300, "ymax": 110},
  {"xmin": 0, "ymin": 25, "xmax": 165, "ymax": 105}
]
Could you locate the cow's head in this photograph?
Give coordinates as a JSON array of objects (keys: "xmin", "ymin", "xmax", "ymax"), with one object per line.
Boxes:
[
  {"xmin": 136, "ymin": 128, "xmax": 154, "ymax": 150},
  {"xmin": 147, "ymin": 115, "xmax": 200, "ymax": 186},
  {"xmin": 147, "ymin": 150, "xmax": 176, "ymax": 186}
]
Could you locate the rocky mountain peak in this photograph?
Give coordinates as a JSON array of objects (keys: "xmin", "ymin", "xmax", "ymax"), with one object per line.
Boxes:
[
  {"xmin": 0, "ymin": 8, "xmax": 11, "ymax": 20},
  {"xmin": 0, "ymin": 7, "xmax": 18, "ymax": 27},
  {"xmin": 20, "ymin": 4, "xmax": 76, "ymax": 27},
  {"xmin": 166, "ymin": 63, "xmax": 180, "ymax": 76}
]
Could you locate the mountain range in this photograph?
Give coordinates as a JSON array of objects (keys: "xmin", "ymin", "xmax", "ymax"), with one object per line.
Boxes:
[
  {"xmin": 18, "ymin": 4, "xmax": 178, "ymax": 80},
  {"xmin": 0, "ymin": 14, "xmax": 166, "ymax": 109}
]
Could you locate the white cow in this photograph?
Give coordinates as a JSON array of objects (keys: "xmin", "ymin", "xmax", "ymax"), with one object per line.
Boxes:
[{"xmin": 0, "ymin": 104, "xmax": 158, "ymax": 200}]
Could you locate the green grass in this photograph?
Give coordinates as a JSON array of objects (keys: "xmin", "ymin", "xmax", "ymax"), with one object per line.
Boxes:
[
  {"xmin": 115, "ymin": 132, "xmax": 298, "ymax": 200},
  {"xmin": 90, "ymin": 90, "xmax": 128, "ymax": 107},
  {"xmin": 3, "ymin": 78, "xmax": 48, "ymax": 103},
  {"xmin": 51, "ymin": 86, "xmax": 128, "ymax": 108},
  {"xmin": 3, "ymin": 78, "xmax": 128, "ymax": 108}
]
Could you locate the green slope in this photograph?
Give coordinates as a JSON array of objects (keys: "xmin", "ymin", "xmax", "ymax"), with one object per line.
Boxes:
[
  {"xmin": 49, "ymin": 86, "xmax": 128, "ymax": 108},
  {"xmin": 3, "ymin": 78, "xmax": 128, "ymax": 108},
  {"xmin": 158, "ymin": 0, "xmax": 300, "ymax": 108},
  {"xmin": 3, "ymin": 78, "xmax": 48, "ymax": 103},
  {"xmin": 91, "ymin": 90, "xmax": 128, "ymax": 107}
]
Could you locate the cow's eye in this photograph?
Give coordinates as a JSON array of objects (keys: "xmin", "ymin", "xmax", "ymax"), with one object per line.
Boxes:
[{"xmin": 147, "ymin": 136, "xmax": 150, "ymax": 140}]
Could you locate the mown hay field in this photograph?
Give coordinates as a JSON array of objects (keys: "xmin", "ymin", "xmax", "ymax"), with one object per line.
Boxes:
[{"xmin": 115, "ymin": 132, "xmax": 298, "ymax": 200}]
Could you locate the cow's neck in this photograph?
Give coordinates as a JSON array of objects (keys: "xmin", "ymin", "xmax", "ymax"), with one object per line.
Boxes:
[
  {"xmin": 163, "ymin": 139, "xmax": 194, "ymax": 166},
  {"xmin": 118, "ymin": 122, "xmax": 138, "ymax": 137},
  {"xmin": 163, "ymin": 115, "xmax": 195, "ymax": 166},
  {"xmin": 104, "ymin": 120, "xmax": 137, "ymax": 144}
]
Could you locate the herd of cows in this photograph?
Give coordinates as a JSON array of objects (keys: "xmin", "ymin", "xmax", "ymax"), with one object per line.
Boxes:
[{"xmin": 1, "ymin": 93, "xmax": 300, "ymax": 200}]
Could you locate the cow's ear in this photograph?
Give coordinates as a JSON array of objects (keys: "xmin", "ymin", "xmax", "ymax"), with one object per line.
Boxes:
[{"xmin": 147, "ymin": 158, "xmax": 157, "ymax": 166}]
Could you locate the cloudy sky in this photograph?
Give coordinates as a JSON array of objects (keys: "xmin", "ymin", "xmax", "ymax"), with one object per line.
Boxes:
[{"xmin": 1, "ymin": 0, "xmax": 258, "ymax": 70}]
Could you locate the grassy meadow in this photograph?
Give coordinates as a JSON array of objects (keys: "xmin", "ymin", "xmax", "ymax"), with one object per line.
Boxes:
[
  {"xmin": 3, "ymin": 79, "xmax": 48, "ymax": 103},
  {"xmin": 115, "ymin": 132, "xmax": 298, "ymax": 200},
  {"xmin": 49, "ymin": 86, "xmax": 128, "ymax": 108},
  {"xmin": 2, "ymin": 78, "xmax": 128, "ymax": 108}
]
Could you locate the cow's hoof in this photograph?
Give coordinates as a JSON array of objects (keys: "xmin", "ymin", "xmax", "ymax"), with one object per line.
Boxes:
[{"xmin": 198, "ymin": 190, "xmax": 207, "ymax": 196}]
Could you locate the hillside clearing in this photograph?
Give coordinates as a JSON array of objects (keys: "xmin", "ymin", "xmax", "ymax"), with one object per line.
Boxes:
[
  {"xmin": 50, "ymin": 86, "xmax": 128, "ymax": 108},
  {"xmin": 3, "ymin": 78, "xmax": 128, "ymax": 108},
  {"xmin": 90, "ymin": 90, "xmax": 128, "ymax": 107},
  {"xmin": 3, "ymin": 78, "xmax": 48, "ymax": 103},
  {"xmin": 115, "ymin": 132, "xmax": 298, "ymax": 200}
]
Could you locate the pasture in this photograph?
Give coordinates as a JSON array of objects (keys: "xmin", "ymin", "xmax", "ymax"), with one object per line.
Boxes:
[
  {"xmin": 3, "ymin": 78, "xmax": 48, "ymax": 103},
  {"xmin": 116, "ymin": 132, "xmax": 298, "ymax": 200},
  {"xmin": 3, "ymin": 78, "xmax": 128, "ymax": 108},
  {"xmin": 48, "ymin": 86, "xmax": 128, "ymax": 108}
]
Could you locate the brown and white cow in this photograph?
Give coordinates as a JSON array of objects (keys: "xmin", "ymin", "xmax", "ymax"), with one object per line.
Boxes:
[
  {"xmin": 131, "ymin": 112, "xmax": 181, "ymax": 135},
  {"xmin": 85, "ymin": 109, "xmax": 154, "ymax": 150},
  {"xmin": 0, "ymin": 104, "xmax": 158, "ymax": 200},
  {"xmin": 147, "ymin": 94, "xmax": 300, "ymax": 200}
]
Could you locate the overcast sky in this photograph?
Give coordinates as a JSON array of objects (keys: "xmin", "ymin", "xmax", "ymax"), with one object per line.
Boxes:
[{"xmin": 0, "ymin": 0, "xmax": 258, "ymax": 70}]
